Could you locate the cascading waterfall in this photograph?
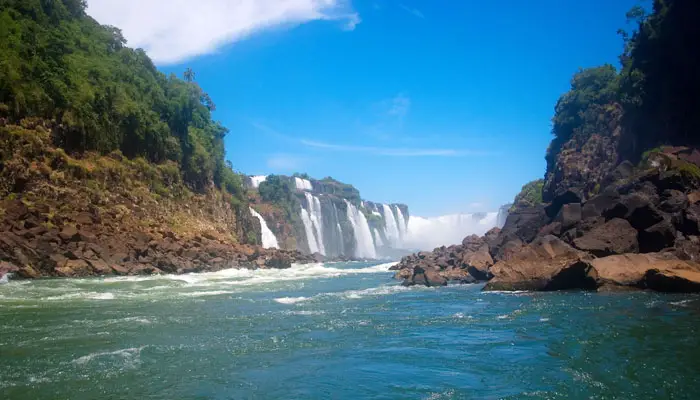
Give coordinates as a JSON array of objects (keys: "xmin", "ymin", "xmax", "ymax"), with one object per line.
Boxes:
[
  {"xmin": 294, "ymin": 178, "xmax": 313, "ymax": 191},
  {"xmin": 373, "ymin": 228, "xmax": 385, "ymax": 247},
  {"xmin": 332, "ymin": 203, "xmax": 345, "ymax": 256},
  {"xmin": 395, "ymin": 206, "xmax": 407, "ymax": 242},
  {"xmin": 250, "ymin": 175, "xmax": 267, "ymax": 188},
  {"xmin": 304, "ymin": 193, "xmax": 326, "ymax": 255},
  {"xmin": 299, "ymin": 208, "xmax": 319, "ymax": 254},
  {"xmin": 382, "ymin": 204, "xmax": 401, "ymax": 248},
  {"xmin": 249, "ymin": 208, "xmax": 279, "ymax": 249},
  {"xmin": 345, "ymin": 200, "xmax": 377, "ymax": 259}
]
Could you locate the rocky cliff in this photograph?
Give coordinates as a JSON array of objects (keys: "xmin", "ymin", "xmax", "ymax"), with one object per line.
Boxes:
[
  {"xmin": 393, "ymin": 0, "xmax": 700, "ymax": 293},
  {"xmin": 393, "ymin": 148, "xmax": 700, "ymax": 292},
  {"xmin": 0, "ymin": 122, "xmax": 314, "ymax": 279}
]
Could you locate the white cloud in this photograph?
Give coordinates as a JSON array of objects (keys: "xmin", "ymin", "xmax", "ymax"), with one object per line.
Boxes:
[
  {"xmin": 86, "ymin": 0, "xmax": 360, "ymax": 65},
  {"xmin": 399, "ymin": 4, "xmax": 424, "ymax": 18},
  {"xmin": 300, "ymin": 140, "xmax": 490, "ymax": 157}
]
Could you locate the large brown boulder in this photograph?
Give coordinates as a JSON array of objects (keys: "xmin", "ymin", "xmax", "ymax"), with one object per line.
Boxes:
[
  {"xmin": 590, "ymin": 253, "xmax": 700, "ymax": 292},
  {"xmin": 490, "ymin": 205, "xmax": 549, "ymax": 260},
  {"xmin": 484, "ymin": 235, "xmax": 597, "ymax": 291},
  {"xmin": 402, "ymin": 265, "xmax": 447, "ymax": 287},
  {"xmin": 573, "ymin": 218, "xmax": 639, "ymax": 257},
  {"xmin": 461, "ymin": 244, "xmax": 494, "ymax": 280}
]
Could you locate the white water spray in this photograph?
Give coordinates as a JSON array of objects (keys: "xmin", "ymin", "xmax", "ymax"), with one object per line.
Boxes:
[
  {"xmin": 345, "ymin": 200, "xmax": 377, "ymax": 259},
  {"xmin": 294, "ymin": 177, "xmax": 313, "ymax": 191},
  {"xmin": 300, "ymin": 208, "xmax": 319, "ymax": 254},
  {"xmin": 404, "ymin": 212, "xmax": 499, "ymax": 250},
  {"xmin": 250, "ymin": 175, "xmax": 267, "ymax": 188},
  {"xmin": 373, "ymin": 228, "xmax": 385, "ymax": 247},
  {"xmin": 249, "ymin": 208, "xmax": 279, "ymax": 249},
  {"xmin": 395, "ymin": 206, "xmax": 407, "ymax": 242},
  {"xmin": 382, "ymin": 204, "xmax": 401, "ymax": 248}
]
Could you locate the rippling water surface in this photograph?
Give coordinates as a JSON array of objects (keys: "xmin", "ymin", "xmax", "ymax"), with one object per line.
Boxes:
[{"xmin": 2, "ymin": 261, "xmax": 700, "ymax": 399}]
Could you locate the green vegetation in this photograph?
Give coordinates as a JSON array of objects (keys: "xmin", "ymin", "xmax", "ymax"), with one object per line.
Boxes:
[
  {"xmin": 258, "ymin": 175, "xmax": 302, "ymax": 224},
  {"xmin": 316, "ymin": 177, "xmax": 361, "ymax": 204},
  {"xmin": 511, "ymin": 179, "xmax": 544, "ymax": 211},
  {"xmin": 0, "ymin": 0, "xmax": 244, "ymax": 202},
  {"xmin": 619, "ymin": 0, "xmax": 700, "ymax": 158},
  {"xmin": 546, "ymin": 65, "xmax": 620, "ymax": 174},
  {"xmin": 547, "ymin": 0, "xmax": 700, "ymax": 172}
]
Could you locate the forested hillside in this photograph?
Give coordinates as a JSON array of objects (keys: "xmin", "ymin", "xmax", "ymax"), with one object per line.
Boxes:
[
  {"xmin": 0, "ymin": 0, "xmax": 244, "ymax": 197},
  {"xmin": 543, "ymin": 0, "xmax": 700, "ymax": 202},
  {"xmin": 0, "ymin": 0, "xmax": 319, "ymax": 278}
]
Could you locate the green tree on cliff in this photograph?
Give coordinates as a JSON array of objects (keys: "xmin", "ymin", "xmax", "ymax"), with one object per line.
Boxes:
[{"xmin": 0, "ymin": 0, "xmax": 244, "ymax": 200}]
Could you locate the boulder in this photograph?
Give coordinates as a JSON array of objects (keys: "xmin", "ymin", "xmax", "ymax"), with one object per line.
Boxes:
[
  {"xmin": 403, "ymin": 266, "xmax": 447, "ymax": 287},
  {"xmin": 590, "ymin": 253, "xmax": 700, "ymax": 292},
  {"xmin": 461, "ymin": 244, "xmax": 494, "ymax": 281},
  {"xmin": 573, "ymin": 218, "xmax": 639, "ymax": 257},
  {"xmin": 484, "ymin": 235, "xmax": 596, "ymax": 291},
  {"xmin": 581, "ymin": 191, "xmax": 621, "ymax": 219},
  {"xmin": 264, "ymin": 254, "xmax": 292, "ymax": 269},
  {"xmin": 674, "ymin": 236, "xmax": 700, "ymax": 261},
  {"xmin": 545, "ymin": 189, "xmax": 583, "ymax": 219},
  {"xmin": 604, "ymin": 194, "xmax": 665, "ymax": 231},
  {"xmin": 59, "ymin": 225, "xmax": 79, "ymax": 242},
  {"xmin": 638, "ymin": 219, "xmax": 677, "ymax": 253},
  {"xmin": 490, "ymin": 206, "xmax": 549, "ymax": 259},
  {"xmin": 688, "ymin": 191, "xmax": 700, "ymax": 204},
  {"xmin": 659, "ymin": 190, "xmax": 688, "ymax": 213},
  {"xmin": 442, "ymin": 266, "xmax": 476, "ymax": 283},
  {"xmin": 55, "ymin": 259, "xmax": 91, "ymax": 277},
  {"xmin": 681, "ymin": 203, "xmax": 700, "ymax": 235},
  {"xmin": 555, "ymin": 203, "xmax": 582, "ymax": 231}
]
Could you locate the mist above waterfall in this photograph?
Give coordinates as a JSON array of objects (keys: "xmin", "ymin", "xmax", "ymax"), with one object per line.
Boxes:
[{"xmin": 403, "ymin": 212, "xmax": 499, "ymax": 251}]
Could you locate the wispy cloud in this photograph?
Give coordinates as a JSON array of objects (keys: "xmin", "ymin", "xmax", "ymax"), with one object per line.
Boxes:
[
  {"xmin": 399, "ymin": 4, "xmax": 424, "ymax": 18},
  {"xmin": 267, "ymin": 154, "xmax": 307, "ymax": 170},
  {"xmin": 386, "ymin": 93, "xmax": 411, "ymax": 120},
  {"xmin": 86, "ymin": 0, "xmax": 360, "ymax": 65},
  {"xmin": 300, "ymin": 140, "xmax": 492, "ymax": 157}
]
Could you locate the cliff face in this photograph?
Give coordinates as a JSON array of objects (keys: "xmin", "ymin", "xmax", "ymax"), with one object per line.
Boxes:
[
  {"xmin": 248, "ymin": 175, "xmax": 410, "ymax": 259},
  {"xmin": 393, "ymin": 0, "xmax": 700, "ymax": 292},
  {"xmin": 0, "ymin": 123, "xmax": 313, "ymax": 278},
  {"xmin": 543, "ymin": 104, "xmax": 623, "ymax": 203}
]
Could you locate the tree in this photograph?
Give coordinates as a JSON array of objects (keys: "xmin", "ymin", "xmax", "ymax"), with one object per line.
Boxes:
[{"xmin": 183, "ymin": 68, "xmax": 196, "ymax": 83}]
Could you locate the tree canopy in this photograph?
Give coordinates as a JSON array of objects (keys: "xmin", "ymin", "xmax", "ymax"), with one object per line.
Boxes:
[{"xmin": 0, "ymin": 0, "xmax": 243, "ymax": 198}]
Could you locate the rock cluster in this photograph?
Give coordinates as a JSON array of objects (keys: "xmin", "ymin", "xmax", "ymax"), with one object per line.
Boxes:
[
  {"xmin": 0, "ymin": 199, "xmax": 315, "ymax": 279},
  {"xmin": 394, "ymin": 147, "xmax": 700, "ymax": 292}
]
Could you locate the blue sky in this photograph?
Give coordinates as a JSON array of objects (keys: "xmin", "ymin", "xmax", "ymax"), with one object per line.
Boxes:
[{"xmin": 88, "ymin": 0, "xmax": 640, "ymax": 217}]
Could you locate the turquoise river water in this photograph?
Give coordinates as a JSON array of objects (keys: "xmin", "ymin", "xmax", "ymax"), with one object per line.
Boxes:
[{"xmin": 1, "ymin": 261, "xmax": 700, "ymax": 399}]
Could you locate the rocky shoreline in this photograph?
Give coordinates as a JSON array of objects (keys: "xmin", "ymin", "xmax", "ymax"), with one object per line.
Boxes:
[
  {"xmin": 393, "ymin": 147, "xmax": 700, "ymax": 293},
  {"xmin": 0, "ymin": 197, "xmax": 316, "ymax": 280}
]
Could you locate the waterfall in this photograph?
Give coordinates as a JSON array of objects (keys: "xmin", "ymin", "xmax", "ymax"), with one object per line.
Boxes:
[
  {"xmin": 294, "ymin": 177, "xmax": 313, "ymax": 191},
  {"xmin": 395, "ymin": 206, "xmax": 407, "ymax": 242},
  {"xmin": 333, "ymin": 203, "xmax": 345, "ymax": 256},
  {"xmin": 249, "ymin": 208, "xmax": 279, "ymax": 249},
  {"xmin": 373, "ymin": 228, "xmax": 384, "ymax": 247},
  {"xmin": 345, "ymin": 200, "xmax": 377, "ymax": 259},
  {"xmin": 304, "ymin": 192, "xmax": 326, "ymax": 255},
  {"xmin": 382, "ymin": 204, "xmax": 401, "ymax": 247},
  {"xmin": 404, "ymin": 212, "xmax": 499, "ymax": 250},
  {"xmin": 300, "ymin": 207, "xmax": 319, "ymax": 254},
  {"xmin": 496, "ymin": 205, "xmax": 510, "ymax": 229},
  {"xmin": 250, "ymin": 175, "xmax": 267, "ymax": 188}
]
